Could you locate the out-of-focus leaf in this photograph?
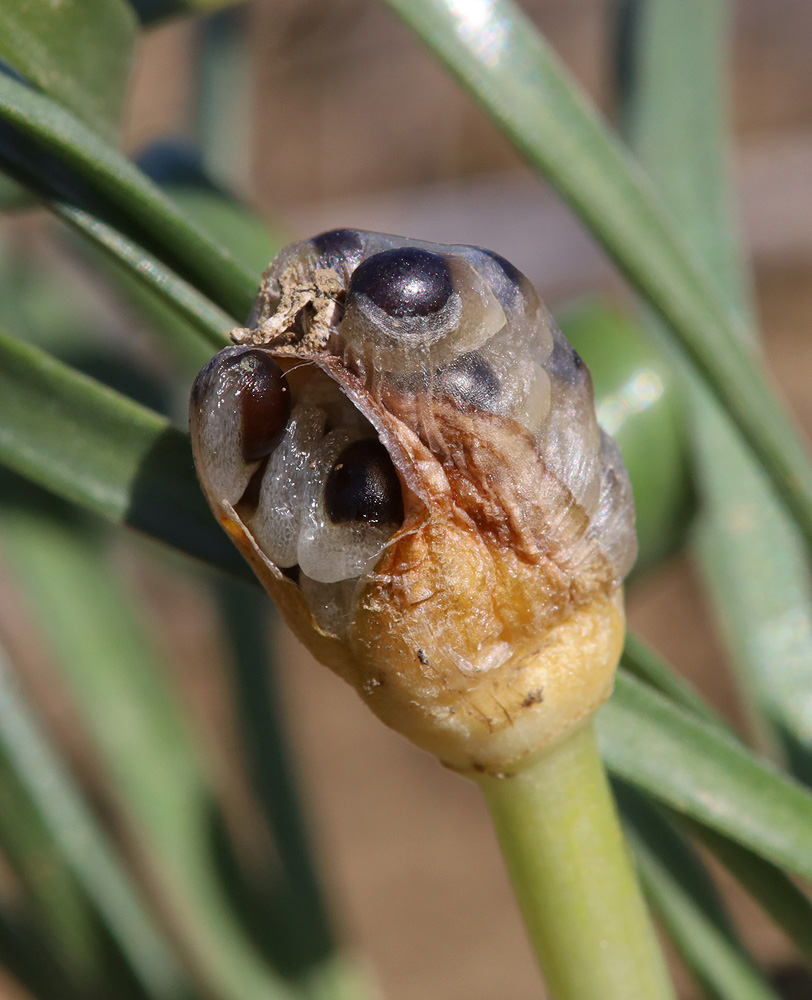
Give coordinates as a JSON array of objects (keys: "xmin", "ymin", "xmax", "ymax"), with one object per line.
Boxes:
[
  {"xmin": 0, "ymin": 738, "xmax": 99, "ymax": 991},
  {"xmin": 559, "ymin": 300, "xmax": 693, "ymax": 574},
  {"xmin": 622, "ymin": 634, "xmax": 721, "ymax": 728},
  {"xmin": 0, "ymin": 641, "xmax": 194, "ymax": 1000},
  {"xmin": 600, "ymin": 673, "xmax": 812, "ymax": 883},
  {"xmin": 0, "ymin": 173, "xmax": 32, "ymax": 209},
  {"xmin": 686, "ymin": 821, "xmax": 812, "ymax": 967},
  {"xmin": 0, "ymin": 502, "xmax": 316, "ymax": 1000},
  {"xmin": 0, "ymin": 907, "xmax": 91, "ymax": 1000},
  {"xmin": 0, "ymin": 70, "xmax": 258, "ymax": 320},
  {"xmin": 621, "ymin": 640, "xmax": 812, "ymax": 966},
  {"xmin": 382, "ymin": 0, "xmax": 812, "ymax": 568},
  {"xmin": 620, "ymin": 786, "xmax": 782, "ymax": 1000},
  {"xmin": 59, "ymin": 205, "xmax": 232, "ymax": 356},
  {"xmin": 0, "ymin": 0, "xmax": 136, "ymax": 141},
  {"xmin": 620, "ymin": 0, "xmax": 812, "ymax": 778},
  {"xmin": 0, "ymin": 327, "xmax": 251, "ymax": 581},
  {"xmin": 129, "ymin": 0, "xmax": 245, "ymax": 27},
  {"xmin": 72, "ymin": 142, "xmax": 284, "ymax": 377}
]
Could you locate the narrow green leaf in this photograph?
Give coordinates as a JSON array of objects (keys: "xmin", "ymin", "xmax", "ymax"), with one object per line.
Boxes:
[
  {"xmin": 59, "ymin": 205, "xmax": 232, "ymax": 354},
  {"xmin": 686, "ymin": 821, "xmax": 812, "ymax": 968},
  {"xmin": 0, "ymin": 327, "xmax": 251, "ymax": 581},
  {"xmin": 620, "ymin": 0, "xmax": 812, "ymax": 777},
  {"xmin": 0, "ymin": 741, "xmax": 99, "ymax": 988},
  {"xmin": 0, "ymin": 70, "xmax": 258, "ymax": 320},
  {"xmin": 0, "ymin": 0, "xmax": 136, "ymax": 140},
  {"xmin": 622, "ymin": 633, "xmax": 721, "ymax": 728},
  {"xmin": 620, "ymin": 788, "xmax": 782, "ymax": 1000},
  {"xmin": 0, "ymin": 640, "xmax": 194, "ymax": 1000},
  {"xmin": 599, "ymin": 672, "xmax": 812, "ymax": 884},
  {"xmin": 0, "ymin": 505, "xmax": 304, "ymax": 1000},
  {"xmin": 382, "ymin": 0, "xmax": 812, "ymax": 566},
  {"xmin": 621, "ymin": 641, "xmax": 812, "ymax": 967},
  {"xmin": 0, "ymin": 908, "xmax": 90, "ymax": 1000},
  {"xmin": 130, "ymin": 0, "xmax": 244, "ymax": 27}
]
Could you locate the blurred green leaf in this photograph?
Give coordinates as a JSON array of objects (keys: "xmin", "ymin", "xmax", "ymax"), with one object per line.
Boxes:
[
  {"xmin": 0, "ymin": 740, "xmax": 100, "ymax": 992},
  {"xmin": 382, "ymin": 0, "xmax": 812, "ymax": 569},
  {"xmin": 70, "ymin": 146, "xmax": 285, "ymax": 377},
  {"xmin": 0, "ymin": 173, "xmax": 31, "ymax": 209},
  {"xmin": 622, "ymin": 638, "xmax": 812, "ymax": 966},
  {"xmin": 600, "ymin": 673, "xmax": 812, "ymax": 884},
  {"xmin": 0, "ymin": 70, "xmax": 258, "ymax": 320},
  {"xmin": 686, "ymin": 821, "xmax": 812, "ymax": 968},
  {"xmin": 59, "ymin": 205, "xmax": 232, "ymax": 356},
  {"xmin": 0, "ymin": 906, "xmax": 92, "ymax": 1000},
  {"xmin": 0, "ymin": 0, "xmax": 136, "ymax": 141},
  {"xmin": 129, "ymin": 0, "xmax": 245, "ymax": 27},
  {"xmin": 620, "ymin": 786, "xmax": 782, "ymax": 1000},
  {"xmin": 619, "ymin": 0, "xmax": 812, "ymax": 778},
  {"xmin": 0, "ymin": 504, "xmax": 312, "ymax": 1000},
  {"xmin": 622, "ymin": 634, "xmax": 721, "ymax": 728},
  {"xmin": 559, "ymin": 300, "xmax": 693, "ymax": 574},
  {"xmin": 0, "ymin": 327, "xmax": 251, "ymax": 581},
  {"xmin": 0, "ymin": 640, "xmax": 194, "ymax": 1000}
]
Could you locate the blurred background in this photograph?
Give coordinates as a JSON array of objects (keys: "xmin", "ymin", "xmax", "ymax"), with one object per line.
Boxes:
[{"xmin": 1, "ymin": 1, "xmax": 812, "ymax": 998}]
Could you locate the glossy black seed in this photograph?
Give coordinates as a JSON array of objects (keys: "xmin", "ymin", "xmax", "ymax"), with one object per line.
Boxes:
[
  {"xmin": 349, "ymin": 247, "xmax": 453, "ymax": 318},
  {"xmin": 548, "ymin": 337, "xmax": 588, "ymax": 388},
  {"xmin": 311, "ymin": 228, "xmax": 364, "ymax": 269},
  {"xmin": 478, "ymin": 247, "xmax": 523, "ymax": 287},
  {"xmin": 227, "ymin": 350, "xmax": 291, "ymax": 461},
  {"xmin": 440, "ymin": 353, "xmax": 501, "ymax": 410},
  {"xmin": 324, "ymin": 439, "xmax": 404, "ymax": 526}
]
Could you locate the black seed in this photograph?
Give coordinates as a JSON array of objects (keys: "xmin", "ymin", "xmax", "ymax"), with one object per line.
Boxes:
[
  {"xmin": 478, "ymin": 247, "xmax": 523, "ymax": 286},
  {"xmin": 548, "ymin": 336, "xmax": 589, "ymax": 388},
  {"xmin": 226, "ymin": 349, "xmax": 291, "ymax": 461},
  {"xmin": 311, "ymin": 228, "xmax": 364, "ymax": 269},
  {"xmin": 280, "ymin": 564, "xmax": 301, "ymax": 583},
  {"xmin": 324, "ymin": 439, "xmax": 404, "ymax": 526},
  {"xmin": 349, "ymin": 247, "xmax": 453, "ymax": 318},
  {"xmin": 440, "ymin": 352, "xmax": 501, "ymax": 410}
]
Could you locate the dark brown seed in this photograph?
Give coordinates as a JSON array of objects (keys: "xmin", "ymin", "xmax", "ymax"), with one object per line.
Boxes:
[
  {"xmin": 324, "ymin": 439, "xmax": 404, "ymax": 525},
  {"xmin": 349, "ymin": 247, "xmax": 452, "ymax": 318},
  {"xmin": 440, "ymin": 352, "xmax": 501, "ymax": 410},
  {"xmin": 234, "ymin": 350, "xmax": 292, "ymax": 461},
  {"xmin": 311, "ymin": 228, "xmax": 364, "ymax": 270}
]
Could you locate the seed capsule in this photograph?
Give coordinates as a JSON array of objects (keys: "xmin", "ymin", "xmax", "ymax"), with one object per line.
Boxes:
[{"xmin": 191, "ymin": 230, "xmax": 636, "ymax": 775}]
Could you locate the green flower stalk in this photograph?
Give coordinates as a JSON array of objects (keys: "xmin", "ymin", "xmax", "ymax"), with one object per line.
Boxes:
[{"xmin": 190, "ymin": 230, "xmax": 671, "ymax": 998}]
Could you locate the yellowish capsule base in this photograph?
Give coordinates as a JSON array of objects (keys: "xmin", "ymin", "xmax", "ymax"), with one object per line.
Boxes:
[{"xmin": 217, "ymin": 499, "xmax": 624, "ymax": 776}]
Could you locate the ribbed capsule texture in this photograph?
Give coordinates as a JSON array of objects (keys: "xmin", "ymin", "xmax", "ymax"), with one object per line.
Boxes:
[{"xmin": 190, "ymin": 230, "xmax": 636, "ymax": 774}]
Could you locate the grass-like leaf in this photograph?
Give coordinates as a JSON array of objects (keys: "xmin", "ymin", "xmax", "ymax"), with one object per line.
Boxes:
[
  {"xmin": 0, "ymin": 326, "xmax": 251, "ymax": 581},
  {"xmin": 0, "ymin": 0, "xmax": 136, "ymax": 141},
  {"xmin": 0, "ymin": 70, "xmax": 258, "ymax": 320},
  {"xmin": 0, "ymin": 502, "xmax": 310, "ymax": 1000},
  {"xmin": 0, "ymin": 640, "xmax": 195, "ymax": 1000},
  {"xmin": 382, "ymin": 0, "xmax": 812, "ymax": 565},
  {"xmin": 620, "ymin": 787, "xmax": 782, "ymax": 1000},
  {"xmin": 621, "ymin": 0, "xmax": 812, "ymax": 779},
  {"xmin": 622, "ymin": 640, "xmax": 812, "ymax": 967},
  {"xmin": 599, "ymin": 673, "xmax": 812, "ymax": 884},
  {"xmin": 60, "ymin": 206, "xmax": 232, "ymax": 354}
]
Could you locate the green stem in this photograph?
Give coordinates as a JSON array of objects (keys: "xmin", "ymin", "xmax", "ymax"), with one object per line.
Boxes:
[{"xmin": 475, "ymin": 721, "xmax": 675, "ymax": 1000}]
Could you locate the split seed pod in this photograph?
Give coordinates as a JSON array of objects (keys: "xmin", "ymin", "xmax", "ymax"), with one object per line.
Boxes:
[{"xmin": 190, "ymin": 230, "xmax": 636, "ymax": 775}]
